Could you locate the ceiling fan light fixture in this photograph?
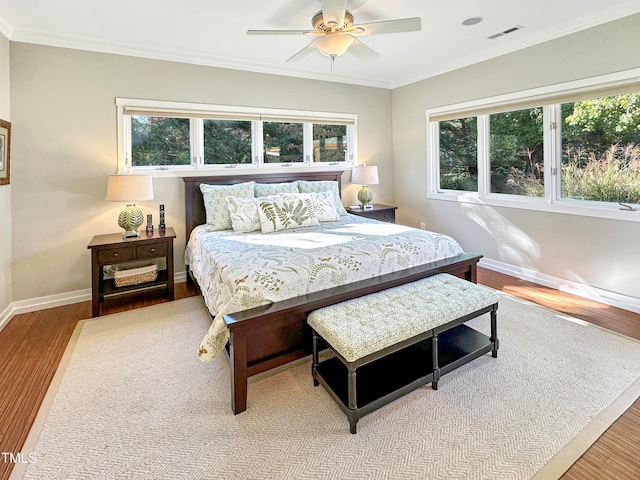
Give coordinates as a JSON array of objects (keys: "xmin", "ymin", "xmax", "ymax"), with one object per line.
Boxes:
[{"xmin": 313, "ymin": 34, "xmax": 354, "ymax": 57}]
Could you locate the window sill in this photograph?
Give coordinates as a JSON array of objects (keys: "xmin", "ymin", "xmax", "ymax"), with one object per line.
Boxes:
[
  {"xmin": 119, "ymin": 163, "xmax": 354, "ymax": 178},
  {"xmin": 427, "ymin": 191, "xmax": 640, "ymax": 223}
]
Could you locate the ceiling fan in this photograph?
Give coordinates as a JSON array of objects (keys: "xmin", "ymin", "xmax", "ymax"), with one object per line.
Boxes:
[{"xmin": 247, "ymin": 0, "xmax": 421, "ymax": 65}]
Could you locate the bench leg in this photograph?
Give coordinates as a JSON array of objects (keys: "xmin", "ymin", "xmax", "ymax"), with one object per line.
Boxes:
[
  {"xmin": 312, "ymin": 330, "xmax": 320, "ymax": 387},
  {"xmin": 431, "ymin": 335, "xmax": 440, "ymax": 390},
  {"xmin": 348, "ymin": 368, "xmax": 358, "ymax": 434},
  {"xmin": 490, "ymin": 309, "xmax": 499, "ymax": 358}
]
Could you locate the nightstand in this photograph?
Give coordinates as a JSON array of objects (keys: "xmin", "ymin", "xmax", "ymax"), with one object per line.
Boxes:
[
  {"xmin": 87, "ymin": 228, "xmax": 176, "ymax": 317},
  {"xmin": 346, "ymin": 204, "xmax": 397, "ymax": 223}
]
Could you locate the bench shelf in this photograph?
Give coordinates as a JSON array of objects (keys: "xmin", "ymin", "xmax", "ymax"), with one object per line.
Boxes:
[{"xmin": 314, "ymin": 324, "xmax": 493, "ymax": 429}]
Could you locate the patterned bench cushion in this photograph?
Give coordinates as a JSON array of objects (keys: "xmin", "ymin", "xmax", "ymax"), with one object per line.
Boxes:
[{"xmin": 307, "ymin": 274, "xmax": 499, "ymax": 363}]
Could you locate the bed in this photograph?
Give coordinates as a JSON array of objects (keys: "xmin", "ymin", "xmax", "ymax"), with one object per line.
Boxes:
[{"xmin": 183, "ymin": 171, "xmax": 481, "ymax": 414}]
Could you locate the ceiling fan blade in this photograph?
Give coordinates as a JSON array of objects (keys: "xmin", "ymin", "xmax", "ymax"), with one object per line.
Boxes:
[
  {"xmin": 247, "ymin": 29, "xmax": 314, "ymax": 35},
  {"xmin": 352, "ymin": 17, "xmax": 421, "ymax": 35},
  {"xmin": 286, "ymin": 43, "xmax": 317, "ymax": 63},
  {"xmin": 347, "ymin": 37, "xmax": 379, "ymax": 63},
  {"xmin": 321, "ymin": 0, "xmax": 348, "ymax": 28}
]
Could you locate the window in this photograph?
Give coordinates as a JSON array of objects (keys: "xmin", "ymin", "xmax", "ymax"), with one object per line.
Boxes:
[
  {"xmin": 561, "ymin": 94, "xmax": 640, "ymax": 204},
  {"xmin": 131, "ymin": 116, "xmax": 190, "ymax": 167},
  {"xmin": 263, "ymin": 122, "xmax": 304, "ymax": 163},
  {"xmin": 427, "ymin": 68, "xmax": 640, "ymax": 221},
  {"xmin": 116, "ymin": 99, "xmax": 357, "ymax": 173},
  {"xmin": 489, "ymin": 108, "xmax": 544, "ymax": 197},
  {"xmin": 313, "ymin": 124, "xmax": 348, "ymax": 162},
  {"xmin": 203, "ymin": 119, "xmax": 252, "ymax": 165},
  {"xmin": 439, "ymin": 117, "xmax": 478, "ymax": 191}
]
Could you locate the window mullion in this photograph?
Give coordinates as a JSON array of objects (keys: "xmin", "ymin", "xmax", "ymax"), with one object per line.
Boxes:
[
  {"xmin": 304, "ymin": 123, "xmax": 313, "ymax": 163},
  {"xmin": 543, "ymin": 105, "xmax": 558, "ymax": 203},
  {"xmin": 477, "ymin": 115, "xmax": 489, "ymax": 196},
  {"xmin": 254, "ymin": 121, "xmax": 263, "ymax": 166},
  {"xmin": 192, "ymin": 118, "xmax": 203, "ymax": 169}
]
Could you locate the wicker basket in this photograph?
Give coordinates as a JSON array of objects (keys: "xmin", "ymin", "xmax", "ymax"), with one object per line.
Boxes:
[{"xmin": 114, "ymin": 264, "xmax": 158, "ymax": 287}]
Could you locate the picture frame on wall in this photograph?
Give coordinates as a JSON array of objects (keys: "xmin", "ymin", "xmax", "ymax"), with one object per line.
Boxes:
[{"xmin": 0, "ymin": 119, "xmax": 10, "ymax": 186}]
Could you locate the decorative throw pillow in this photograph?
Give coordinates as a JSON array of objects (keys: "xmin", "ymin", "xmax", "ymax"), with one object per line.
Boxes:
[
  {"xmin": 200, "ymin": 182, "xmax": 255, "ymax": 231},
  {"xmin": 226, "ymin": 195, "xmax": 281, "ymax": 233},
  {"xmin": 297, "ymin": 180, "xmax": 348, "ymax": 215},
  {"xmin": 257, "ymin": 197, "xmax": 320, "ymax": 234},
  {"xmin": 280, "ymin": 192, "xmax": 340, "ymax": 222},
  {"xmin": 254, "ymin": 181, "xmax": 299, "ymax": 197}
]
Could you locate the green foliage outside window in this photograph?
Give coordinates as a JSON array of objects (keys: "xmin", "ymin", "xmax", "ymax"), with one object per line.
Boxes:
[
  {"xmin": 313, "ymin": 124, "xmax": 347, "ymax": 162},
  {"xmin": 263, "ymin": 122, "xmax": 304, "ymax": 163},
  {"xmin": 131, "ymin": 116, "xmax": 190, "ymax": 166},
  {"xmin": 489, "ymin": 108, "xmax": 544, "ymax": 197},
  {"xmin": 439, "ymin": 117, "xmax": 478, "ymax": 191},
  {"xmin": 562, "ymin": 94, "xmax": 640, "ymax": 203},
  {"xmin": 439, "ymin": 93, "xmax": 640, "ymax": 203},
  {"xmin": 203, "ymin": 119, "xmax": 252, "ymax": 165}
]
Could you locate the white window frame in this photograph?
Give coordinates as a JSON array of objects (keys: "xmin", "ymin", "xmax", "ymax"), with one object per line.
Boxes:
[
  {"xmin": 116, "ymin": 98, "xmax": 357, "ymax": 176},
  {"xmin": 426, "ymin": 68, "xmax": 640, "ymax": 223}
]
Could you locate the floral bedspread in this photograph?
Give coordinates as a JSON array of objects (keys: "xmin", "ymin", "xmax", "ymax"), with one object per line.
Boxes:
[{"xmin": 186, "ymin": 215, "xmax": 464, "ymax": 362}]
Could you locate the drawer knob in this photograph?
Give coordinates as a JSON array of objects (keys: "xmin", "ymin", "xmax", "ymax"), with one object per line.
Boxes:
[
  {"xmin": 113, "ymin": 253, "xmax": 119, "ymax": 257},
  {"xmin": 150, "ymin": 248, "xmax": 156, "ymax": 252}
]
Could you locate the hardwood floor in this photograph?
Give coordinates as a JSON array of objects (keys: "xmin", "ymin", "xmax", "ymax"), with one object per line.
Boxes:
[{"xmin": 1, "ymin": 270, "xmax": 638, "ymax": 479}]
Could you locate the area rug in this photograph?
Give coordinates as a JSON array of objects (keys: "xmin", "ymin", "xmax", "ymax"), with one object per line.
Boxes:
[{"xmin": 11, "ymin": 294, "xmax": 640, "ymax": 480}]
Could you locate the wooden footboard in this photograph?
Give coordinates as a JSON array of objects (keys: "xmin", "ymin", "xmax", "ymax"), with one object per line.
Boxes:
[{"xmin": 222, "ymin": 252, "xmax": 481, "ymax": 414}]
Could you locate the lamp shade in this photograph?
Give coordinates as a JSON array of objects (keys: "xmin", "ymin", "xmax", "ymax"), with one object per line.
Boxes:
[
  {"xmin": 106, "ymin": 174, "xmax": 154, "ymax": 202},
  {"xmin": 351, "ymin": 165, "xmax": 379, "ymax": 185}
]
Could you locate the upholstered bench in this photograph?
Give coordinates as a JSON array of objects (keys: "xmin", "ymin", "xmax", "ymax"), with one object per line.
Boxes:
[{"xmin": 308, "ymin": 273, "xmax": 499, "ymax": 434}]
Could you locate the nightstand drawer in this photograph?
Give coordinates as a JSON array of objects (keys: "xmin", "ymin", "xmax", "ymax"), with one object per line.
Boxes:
[
  {"xmin": 375, "ymin": 211, "xmax": 394, "ymax": 222},
  {"xmin": 136, "ymin": 242, "xmax": 167, "ymax": 258},
  {"xmin": 136, "ymin": 242, "xmax": 168, "ymax": 259},
  {"xmin": 98, "ymin": 246, "xmax": 134, "ymax": 264}
]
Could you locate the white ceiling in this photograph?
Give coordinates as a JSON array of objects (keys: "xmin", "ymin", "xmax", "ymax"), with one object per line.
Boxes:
[{"xmin": 0, "ymin": 0, "xmax": 638, "ymax": 89}]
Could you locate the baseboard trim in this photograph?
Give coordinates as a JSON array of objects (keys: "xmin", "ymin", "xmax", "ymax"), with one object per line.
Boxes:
[
  {"xmin": 0, "ymin": 272, "xmax": 190, "ymax": 329},
  {"xmin": 0, "ymin": 302, "xmax": 15, "ymax": 333},
  {"xmin": 479, "ymin": 258, "xmax": 640, "ymax": 314}
]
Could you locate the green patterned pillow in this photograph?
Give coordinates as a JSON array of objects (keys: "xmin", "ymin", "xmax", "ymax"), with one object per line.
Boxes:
[
  {"xmin": 257, "ymin": 198, "xmax": 320, "ymax": 234},
  {"xmin": 297, "ymin": 180, "xmax": 348, "ymax": 216},
  {"xmin": 281, "ymin": 192, "xmax": 340, "ymax": 222},
  {"xmin": 200, "ymin": 182, "xmax": 255, "ymax": 231},
  {"xmin": 254, "ymin": 181, "xmax": 299, "ymax": 197},
  {"xmin": 226, "ymin": 195, "xmax": 281, "ymax": 233}
]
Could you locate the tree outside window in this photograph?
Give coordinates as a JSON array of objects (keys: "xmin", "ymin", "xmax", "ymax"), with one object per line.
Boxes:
[
  {"xmin": 263, "ymin": 122, "xmax": 304, "ymax": 163},
  {"xmin": 131, "ymin": 116, "xmax": 191, "ymax": 167}
]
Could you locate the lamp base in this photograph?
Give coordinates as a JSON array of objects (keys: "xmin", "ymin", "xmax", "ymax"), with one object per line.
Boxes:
[
  {"xmin": 118, "ymin": 203, "xmax": 144, "ymax": 238},
  {"xmin": 357, "ymin": 185, "xmax": 373, "ymax": 209}
]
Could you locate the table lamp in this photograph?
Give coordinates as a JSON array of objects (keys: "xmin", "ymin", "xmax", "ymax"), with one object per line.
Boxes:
[
  {"xmin": 106, "ymin": 174, "xmax": 154, "ymax": 237},
  {"xmin": 351, "ymin": 165, "xmax": 379, "ymax": 210}
]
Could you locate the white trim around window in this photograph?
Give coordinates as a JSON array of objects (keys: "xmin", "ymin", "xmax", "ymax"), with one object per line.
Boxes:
[
  {"xmin": 115, "ymin": 98, "xmax": 358, "ymax": 176},
  {"xmin": 426, "ymin": 68, "xmax": 640, "ymax": 223}
]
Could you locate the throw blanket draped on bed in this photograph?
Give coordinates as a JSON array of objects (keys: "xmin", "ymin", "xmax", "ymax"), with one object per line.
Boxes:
[{"xmin": 186, "ymin": 215, "xmax": 464, "ymax": 361}]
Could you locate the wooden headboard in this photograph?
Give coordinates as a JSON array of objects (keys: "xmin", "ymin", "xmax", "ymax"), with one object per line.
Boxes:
[{"xmin": 183, "ymin": 171, "xmax": 344, "ymax": 241}]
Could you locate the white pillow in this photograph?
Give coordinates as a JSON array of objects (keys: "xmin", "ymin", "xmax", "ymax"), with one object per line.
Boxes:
[
  {"xmin": 280, "ymin": 192, "xmax": 340, "ymax": 222},
  {"xmin": 200, "ymin": 182, "xmax": 255, "ymax": 231},
  {"xmin": 226, "ymin": 195, "xmax": 280, "ymax": 233},
  {"xmin": 257, "ymin": 197, "xmax": 320, "ymax": 234}
]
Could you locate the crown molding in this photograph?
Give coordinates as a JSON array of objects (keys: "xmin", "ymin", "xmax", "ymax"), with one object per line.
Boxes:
[
  {"xmin": 9, "ymin": 27, "xmax": 393, "ymax": 89},
  {"xmin": 0, "ymin": 13, "xmax": 12, "ymax": 40}
]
